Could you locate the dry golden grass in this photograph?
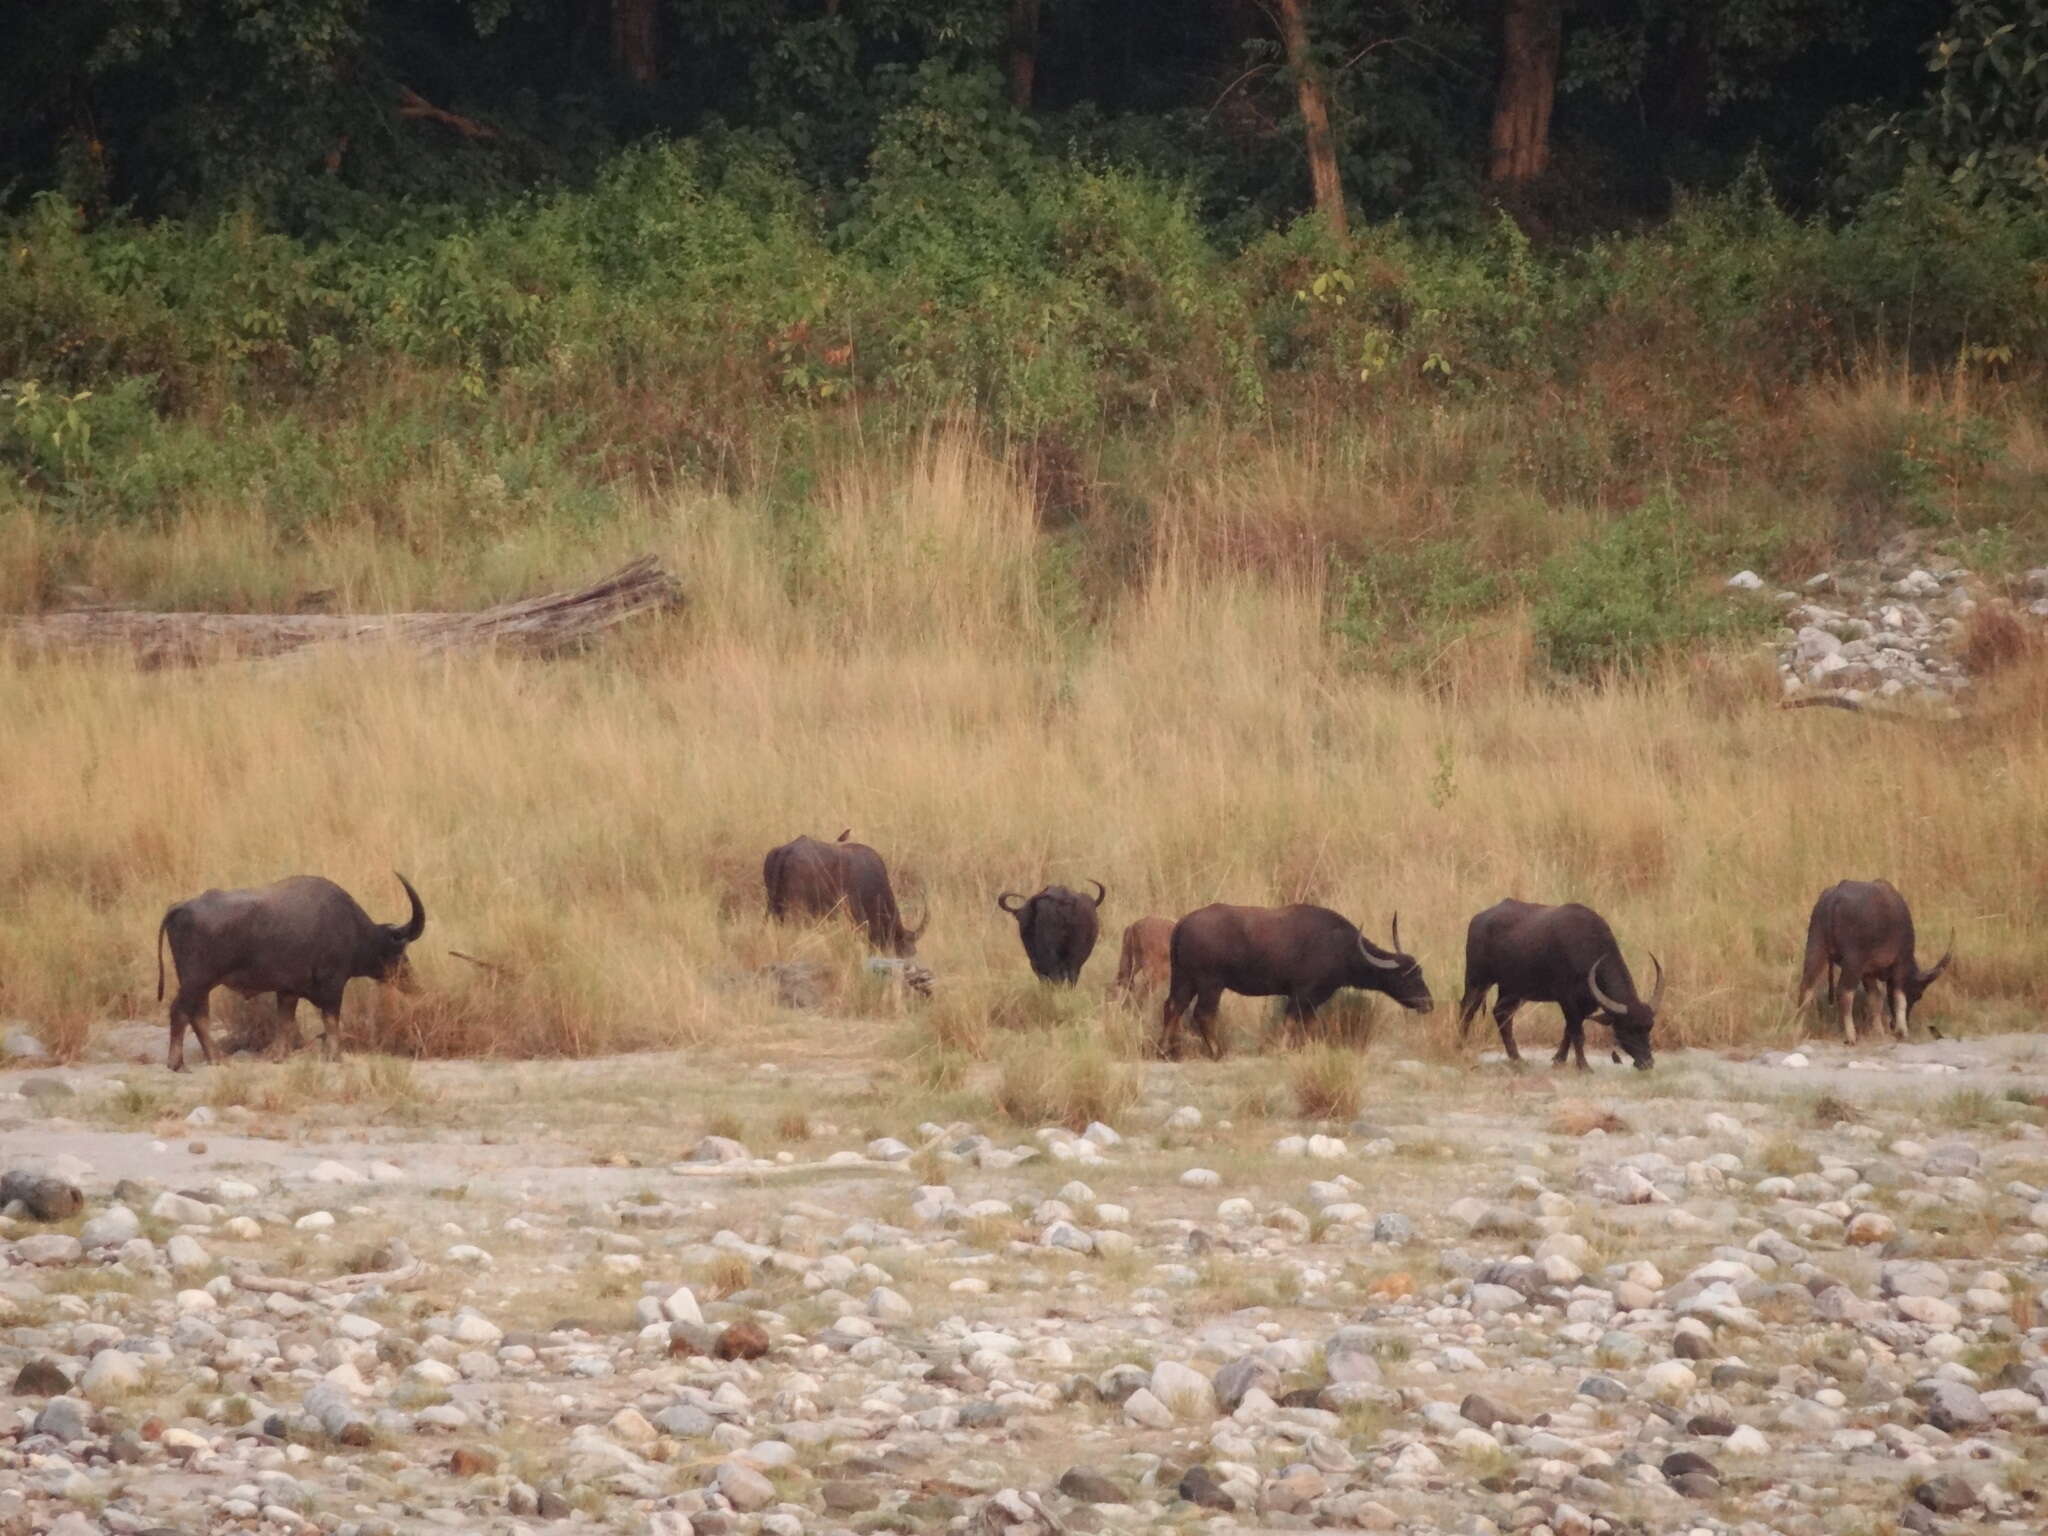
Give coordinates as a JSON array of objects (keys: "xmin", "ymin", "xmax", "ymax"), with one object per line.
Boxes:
[
  {"xmin": 1289, "ymin": 1043, "xmax": 1364, "ymax": 1121},
  {"xmin": 1551, "ymin": 1101, "xmax": 1630, "ymax": 1137},
  {"xmin": 3, "ymin": 431, "xmax": 2047, "ymax": 1062}
]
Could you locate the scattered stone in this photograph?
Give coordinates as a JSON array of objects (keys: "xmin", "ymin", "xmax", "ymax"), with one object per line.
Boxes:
[
  {"xmin": 0, "ymin": 1169, "xmax": 84, "ymax": 1220},
  {"xmin": 1914, "ymin": 1476, "xmax": 1978, "ymax": 1515},
  {"xmin": 715, "ymin": 1320, "xmax": 771, "ymax": 1360},
  {"xmin": 1058, "ymin": 1468, "xmax": 1127, "ymax": 1504},
  {"xmin": 13, "ymin": 1359, "xmax": 73, "ymax": 1396},
  {"xmin": 1177, "ymin": 1465, "xmax": 1235, "ymax": 1511}
]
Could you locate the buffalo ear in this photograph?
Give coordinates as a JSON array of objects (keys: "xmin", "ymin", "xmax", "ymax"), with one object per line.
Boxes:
[{"xmin": 996, "ymin": 892, "xmax": 1026, "ymax": 916}]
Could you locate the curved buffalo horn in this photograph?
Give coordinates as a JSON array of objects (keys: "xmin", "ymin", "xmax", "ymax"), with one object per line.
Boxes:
[
  {"xmin": 1586, "ymin": 956, "xmax": 1628, "ymax": 1015},
  {"xmin": 1922, "ymin": 937, "xmax": 1954, "ymax": 984},
  {"xmin": 1087, "ymin": 880, "xmax": 1106, "ymax": 907},
  {"xmin": 1389, "ymin": 912, "xmax": 1403, "ymax": 955},
  {"xmin": 389, "ymin": 873, "xmax": 427, "ymax": 944},
  {"xmin": 1648, "ymin": 952, "xmax": 1667, "ymax": 1012},
  {"xmin": 836, "ymin": 828, "xmax": 851, "ymax": 842},
  {"xmin": 996, "ymin": 891, "xmax": 1027, "ymax": 915},
  {"xmin": 1358, "ymin": 927, "xmax": 1402, "ymax": 969}
]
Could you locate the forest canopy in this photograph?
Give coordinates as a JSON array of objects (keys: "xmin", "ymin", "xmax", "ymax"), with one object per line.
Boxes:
[{"xmin": 8, "ymin": 2, "xmax": 2047, "ymax": 239}]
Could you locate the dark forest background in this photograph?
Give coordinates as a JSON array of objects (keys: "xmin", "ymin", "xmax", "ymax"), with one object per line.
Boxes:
[{"xmin": 3, "ymin": 3, "xmax": 2047, "ymax": 649}]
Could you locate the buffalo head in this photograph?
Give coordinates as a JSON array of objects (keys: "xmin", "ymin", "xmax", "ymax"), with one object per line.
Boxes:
[
  {"xmin": 1356, "ymin": 913, "xmax": 1435, "ymax": 1013},
  {"xmin": 1586, "ymin": 952, "xmax": 1663, "ymax": 1069}
]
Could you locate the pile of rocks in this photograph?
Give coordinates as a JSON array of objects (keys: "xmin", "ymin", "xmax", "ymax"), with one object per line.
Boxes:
[{"xmin": 1731, "ymin": 539, "xmax": 1984, "ymax": 709}]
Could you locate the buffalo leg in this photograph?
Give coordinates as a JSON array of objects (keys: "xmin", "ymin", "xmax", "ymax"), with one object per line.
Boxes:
[
  {"xmin": 1888, "ymin": 983, "xmax": 1910, "ymax": 1042},
  {"xmin": 1159, "ymin": 981, "xmax": 1195, "ymax": 1061},
  {"xmin": 1553, "ymin": 1009, "xmax": 1585, "ymax": 1069},
  {"xmin": 1455, "ymin": 987, "xmax": 1489, "ymax": 1049},
  {"xmin": 169, "ymin": 984, "xmax": 220, "ymax": 1072},
  {"xmin": 269, "ymin": 993, "xmax": 304, "ymax": 1061},
  {"xmin": 1491, "ymin": 996, "xmax": 1524, "ymax": 1062},
  {"xmin": 1283, "ymin": 994, "xmax": 1316, "ymax": 1049},
  {"xmin": 1194, "ymin": 987, "xmax": 1226, "ymax": 1060},
  {"xmin": 308, "ymin": 981, "xmax": 348, "ymax": 1061}
]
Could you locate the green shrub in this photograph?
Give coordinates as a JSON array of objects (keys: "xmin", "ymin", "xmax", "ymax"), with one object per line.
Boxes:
[{"xmin": 1533, "ymin": 493, "xmax": 1767, "ymax": 678}]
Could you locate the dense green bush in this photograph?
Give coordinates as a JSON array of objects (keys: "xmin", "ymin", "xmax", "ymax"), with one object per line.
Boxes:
[{"xmin": 1532, "ymin": 495, "xmax": 1771, "ymax": 678}]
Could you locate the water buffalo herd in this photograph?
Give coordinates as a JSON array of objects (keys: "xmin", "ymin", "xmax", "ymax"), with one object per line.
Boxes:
[{"xmin": 149, "ymin": 830, "xmax": 1955, "ymax": 1072}]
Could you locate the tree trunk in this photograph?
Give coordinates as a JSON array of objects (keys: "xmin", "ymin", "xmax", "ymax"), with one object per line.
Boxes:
[
  {"xmin": 1274, "ymin": 0, "xmax": 1346, "ymax": 240},
  {"xmin": 611, "ymin": 0, "xmax": 659, "ymax": 86},
  {"xmin": 1006, "ymin": 0, "xmax": 1041, "ymax": 108},
  {"xmin": 1489, "ymin": 0, "xmax": 1562, "ymax": 183}
]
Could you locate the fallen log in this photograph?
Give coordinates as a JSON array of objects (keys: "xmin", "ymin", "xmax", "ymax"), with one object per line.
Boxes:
[
  {"xmin": 2, "ymin": 556, "xmax": 683, "ymax": 669},
  {"xmin": 230, "ymin": 1259, "xmax": 426, "ymax": 1297}
]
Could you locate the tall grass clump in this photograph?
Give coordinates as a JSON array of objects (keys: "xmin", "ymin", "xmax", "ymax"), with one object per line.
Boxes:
[
  {"xmin": 991, "ymin": 1027, "xmax": 1139, "ymax": 1131},
  {"xmin": 1289, "ymin": 1043, "xmax": 1365, "ymax": 1122}
]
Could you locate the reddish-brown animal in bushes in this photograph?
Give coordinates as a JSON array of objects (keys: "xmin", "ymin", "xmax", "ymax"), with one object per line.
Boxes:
[
  {"xmin": 762, "ymin": 831, "xmax": 927, "ymax": 956},
  {"xmin": 1455, "ymin": 899, "xmax": 1662, "ymax": 1071},
  {"xmin": 1112, "ymin": 915, "xmax": 1175, "ymax": 1001},
  {"xmin": 997, "ymin": 880, "xmax": 1105, "ymax": 984},
  {"xmin": 156, "ymin": 874, "xmax": 425, "ymax": 1072},
  {"xmin": 1796, "ymin": 879, "xmax": 1951, "ymax": 1044},
  {"xmin": 1160, "ymin": 903, "xmax": 1432, "ymax": 1060}
]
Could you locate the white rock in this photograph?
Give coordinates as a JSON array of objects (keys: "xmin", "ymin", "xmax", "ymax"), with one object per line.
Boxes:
[
  {"xmin": 1179, "ymin": 1168, "xmax": 1222, "ymax": 1189},
  {"xmin": 1150, "ymin": 1360, "xmax": 1216, "ymax": 1418},
  {"xmin": 1307, "ymin": 1135, "xmax": 1346, "ymax": 1160},
  {"xmin": 293, "ymin": 1210, "xmax": 335, "ymax": 1231},
  {"xmin": 1726, "ymin": 1425, "xmax": 1770, "ymax": 1455},
  {"xmin": 1123, "ymin": 1387, "xmax": 1173, "ymax": 1428},
  {"xmin": 1642, "ymin": 1360, "xmax": 1697, "ymax": 1401},
  {"xmin": 80, "ymin": 1349, "xmax": 145, "ymax": 1400},
  {"xmin": 661, "ymin": 1287, "xmax": 703, "ymax": 1325},
  {"xmin": 1726, "ymin": 571, "xmax": 1764, "ymax": 591},
  {"xmin": 165, "ymin": 1234, "xmax": 210, "ymax": 1272},
  {"xmin": 307, "ymin": 1160, "xmax": 363, "ymax": 1185}
]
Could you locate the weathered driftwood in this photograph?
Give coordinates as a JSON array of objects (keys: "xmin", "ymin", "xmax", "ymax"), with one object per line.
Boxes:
[
  {"xmin": 2, "ymin": 556, "xmax": 682, "ymax": 669},
  {"xmin": 230, "ymin": 1259, "xmax": 426, "ymax": 1298}
]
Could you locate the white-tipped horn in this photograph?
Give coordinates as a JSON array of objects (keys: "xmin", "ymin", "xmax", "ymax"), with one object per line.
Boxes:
[
  {"xmin": 1586, "ymin": 956, "xmax": 1628, "ymax": 1015},
  {"xmin": 1359, "ymin": 930, "xmax": 1401, "ymax": 970}
]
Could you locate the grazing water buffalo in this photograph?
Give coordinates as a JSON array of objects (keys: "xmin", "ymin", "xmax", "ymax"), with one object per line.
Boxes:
[
  {"xmin": 997, "ymin": 880, "xmax": 1106, "ymax": 984},
  {"xmin": 1112, "ymin": 915, "xmax": 1176, "ymax": 1001},
  {"xmin": 156, "ymin": 874, "xmax": 426, "ymax": 1072},
  {"xmin": 1797, "ymin": 880, "xmax": 1951, "ymax": 1044},
  {"xmin": 763, "ymin": 831, "xmax": 927, "ymax": 956},
  {"xmin": 1455, "ymin": 899, "xmax": 1663, "ymax": 1070},
  {"xmin": 1160, "ymin": 903, "xmax": 1432, "ymax": 1060}
]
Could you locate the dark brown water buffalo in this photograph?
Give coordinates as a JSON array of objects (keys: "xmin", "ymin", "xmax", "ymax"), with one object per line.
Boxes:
[
  {"xmin": 763, "ymin": 831, "xmax": 927, "ymax": 956},
  {"xmin": 1455, "ymin": 899, "xmax": 1663, "ymax": 1070},
  {"xmin": 1112, "ymin": 915, "xmax": 1175, "ymax": 1001},
  {"xmin": 996, "ymin": 880, "xmax": 1105, "ymax": 984},
  {"xmin": 156, "ymin": 874, "xmax": 426, "ymax": 1071},
  {"xmin": 1160, "ymin": 903, "xmax": 1432, "ymax": 1060},
  {"xmin": 1797, "ymin": 879, "xmax": 1951, "ymax": 1044}
]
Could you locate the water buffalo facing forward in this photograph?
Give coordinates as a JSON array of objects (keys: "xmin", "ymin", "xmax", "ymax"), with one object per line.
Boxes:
[
  {"xmin": 156, "ymin": 874, "xmax": 426, "ymax": 1072},
  {"xmin": 997, "ymin": 881, "xmax": 1105, "ymax": 984},
  {"xmin": 763, "ymin": 831, "xmax": 927, "ymax": 957},
  {"xmin": 1797, "ymin": 880, "xmax": 1951, "ymax": 1044},
  {"xmin": 1112, "ymin": 915, "xmax": 1175, "ymax": 1002},
  {"xmin": 1160, "ymin": 904, "xmax": 1433, "ymax": 1060},
  {"xmin": 1455, "ymin": 899, "xmax": 1663, "ymax": 1070}
]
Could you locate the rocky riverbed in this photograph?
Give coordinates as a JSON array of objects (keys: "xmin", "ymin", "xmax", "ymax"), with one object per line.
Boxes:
[{"xmin": 5, "ymin": 1032, "xmax": 2048, "ymax": 1536}]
